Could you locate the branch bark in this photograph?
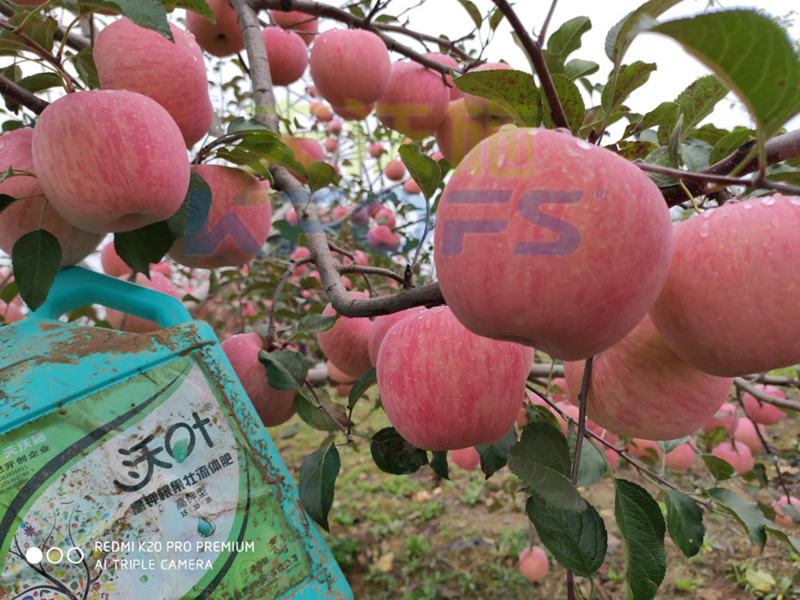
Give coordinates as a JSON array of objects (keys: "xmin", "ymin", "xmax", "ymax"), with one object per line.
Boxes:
[
  {"xmin": 0, "ymin": 74, "xmax": 49, "ymax": 114},
  {"xmin": 490, "ymin": 0, "xmax": 570, "ymax": 131},
  {"xmin": 734, "ymin": 378, "xmax": 800, "ymax": 413},
  {"xmin": 250, "ymin": 0, "xmax": 462, "ymax": 75}
]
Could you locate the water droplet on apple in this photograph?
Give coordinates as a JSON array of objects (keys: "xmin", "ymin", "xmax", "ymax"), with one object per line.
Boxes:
[
  {"xmin": 699, "ymin": 222, "xmax": 710, "ymax": 238},
  {"xmin": 573, "ymin": 139, "xmax": 593, "ymax": 151},
  {"xmin": 742, "ymin": 202, "xmax": 753, "ymax": 210},
  {"xmin": 761, "ymin": 197, "xmax": 776, "ymax": 206},
  {"xmin": 789, "ymin": 198, "xmax": 800, "ymax": 206},
  {"xmin": 702, "ymin": 208, "xmax": 716, "ymax": 219}
]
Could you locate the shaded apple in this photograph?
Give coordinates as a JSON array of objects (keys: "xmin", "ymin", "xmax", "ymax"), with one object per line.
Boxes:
[
  {"xmin": 367, "ymin": 225, "xmax": 401, "ymax": 252},
  {"xmin": 434, "ymin": 98, "xmax": 502, "ymax": 167},
  {"xmin": 711, "ymin": 440, "xmax": 753, "ymax": 474},
  {"xmin": 186, "ymin": 0, "xmax": 245, "ymax": 57},
  {"xmin": 367, "ymin": 306, "xmax": 426, "ymax": 365},
  {"xmin": 451, "ymin": 447, "xmax": 480, "ymax": 471},
  {"xmin": 317, "ymin": 291, "xmax": 373, "ymax": 378},
  {"xmin": 384, "ymin": 159, "xmax": 406, "ymax": 181}
]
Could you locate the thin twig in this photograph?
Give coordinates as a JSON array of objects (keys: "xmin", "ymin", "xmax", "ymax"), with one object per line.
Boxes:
[
  {"xmin": 537, "ymin": 0, "xmax": 559, "ymax": 44},
  {"xmin": 734, "ymin": 378, "xmax": 800, "ymax": 413},
  {"xmin": 266, "ymin": 256, "xmax": 313, "ymax": 347}
]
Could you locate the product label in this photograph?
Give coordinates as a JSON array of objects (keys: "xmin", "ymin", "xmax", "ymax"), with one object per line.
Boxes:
[{"xmin": 0, "ymin": 358, "xmax": 312, "ymax": 599}]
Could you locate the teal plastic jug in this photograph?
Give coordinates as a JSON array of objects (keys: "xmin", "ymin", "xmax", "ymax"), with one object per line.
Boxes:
[{"xmin": 0, "ymin": 267, "xmax": 352, "ymax": 599}]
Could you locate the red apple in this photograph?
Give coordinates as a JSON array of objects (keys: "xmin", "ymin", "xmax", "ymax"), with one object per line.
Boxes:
[
  {"xmin": 743, "ymin": 385, "xmax": 785, "ymax": 425},
  {"xmin": 310, "ymin": 29, "xmax": 391, "ymax": 107},
  {"xmin": 324, "ymin": 137, "xmax": 338, "ymax": 153},
  {"xmin": 367, "ymin": 225, "xmax": 401, "ymax": 252},
  {"xmin": 384, "ymin": 159, "xmax": 406, "ymax": 181},
  {"xmin": 368, "ymin": 306, "xmax": 426, "ymax": 366},
  {"xmin": 169, "ymin": 165, "xmax": 271, "ymax": 268},
  {"xmin": 328, "ymin": 119, "xmax": 343, "ymax": 135},
  {"xmin": 368, "ymin": 143, "xmax": 385, "ymax": 159},
  {"xmin": 186, "ymin": 0, "xmax": 245, "ymax": 57},
  {"xmin": 565, "ymin": 317, "xmax": 732, "ymax": 440},
  {"xmin": 773, "ymin": 496, "xmax": 800, "ymax": 528},
  {"xmin": 733, "ymin": 417, "xmax": 766, "ymax": 453},
  {"xmin": 327, "ymin": 361, "xmax": 357, "ymax": 384},
  {"xmin": 0, "ymin": 300, "xmax": 24, "ymax": 323},
  {"xmin": 518, "ymin": 546, "xmax": 549, "ymax": 582},
  {"xmin": 94, "ymin": 19, "xmax": 213, "ymax": 147},
  {"xmin": 701, "ymin": 401, "xmax": 738, "ymax": 434},
  {"xmin": 262, "ymin": 27, "xmax": 308, "ymax": 86},
  {"xmin": 404, "ymin": 179, "xmax": 421, "ymax": 194},
  {"xmin": 373, "ymin": 207, "xmax": 395, "ymax": 228},
  {"xmin": 376, "ymin": 61, "xmax": 449, "ymax": 140},
  {"xmin": 451, "ymin": 447, "xmax": 480, "ymax": 471},
  {"xmin": 711, "ymin": 440, "xmax": 753, "ymax": 474},
  {"xmin": 32, "ymin": 91, "xmax": 190, "ymax": 234},
  {"xmin": 664, "ymin": 441, "xmax": 697, "ymax": 471},
  {"xmin": 0, "ymin": 129, "xmax": 101, "ymax": 266},
  {"xmin": 377, "ymin": 306, "xmax": 532, "ymax": 450},
  {"xmin": 269, "ymin": 9, "xmax": 318, "ymax": 46},
  {"xmin": 290, "ymin": 246, "xmax": 311, "ymax": 275},
  {"xmin": 106, "ymin": 273, "xmax": 182, "ymax": 333},
  {"xmin": 222, "ymin": 333, "xmax": 296, "ymax": 427},
  {"xmin": 425, "ymin": 52, "xmax": 461, "ymax": 100},
  {"xmin": 627, "ymin": 438, "xmax": 662, "ymax": 460},
  {"xmin": 434, "ymin": 127, "xmax": 673, "ymax": 360},
  {"xmin": 317, "ymin": 291, "xmax": 373, "ymax": 378},
  {"xmin": 650, "ymin": 196, "xmax": 800, "ymax": 376}
]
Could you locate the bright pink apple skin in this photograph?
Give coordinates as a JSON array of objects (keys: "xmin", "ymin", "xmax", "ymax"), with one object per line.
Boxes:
[
  {"xmin": 565, "ymin": 317, "xmax": 732, "ymax": 440},
  {"xmin": 773, "ymin": 496, "xmax": 800, "ymax": 528},
  {"xmin": 711, "ymin": 440, "xmax": 754, "ymax": 474},
  {"xmin": 650, "ymin": 195, "xmax": 800, "ymax": 377},
  {"xmin": 743, "ymin": 385, "xmax": 785, "ymax": 425},
  {"xmin": 435, "ymin": 98, "xmax": 502, "ymax": 167},
  {"xmin": 94, "ymin": 19, "xmax": 213, "ymax": 147},
  {"xmin": 0, "ymin": 129, "xmax": 101, "ymax": 266},
  {"xmin": 368, "ymin": 143, "xmax": 385, "ymax": 159},
  {"xmin": 367, "ymin": 225, "xmax": 401, "ymax": 252},
  {"xmin": 376, "ymin": 61, "xmax": 449, "ymax": 140},
  {"xmin": 425, "ymin": 52, "xmax": 461, "ymax": 100},
  {"xmin": 106, "ymin": 273, "xmax": 182, "ymax": 333},
  {"xmin": 404, "ymin": 179, "xmax": 421, "ymax": 194},
  {"xmin": 310, "ymin": 30, "xmax": 391, "ymax": 107},
  {"xmin": 384, "ymin": 159, "xmax": 406, "ymax": 181},
  {"xmin": 32, "ymin": 91, "xmax": 190, "ymax": 234},
  {"xmin": 222, "ymin": 333, "xmax": 296, "ymax": 427},
  {"xmin": 451, "ymin": 447, "xmax": 480, "ymax": 471},
  {"xmin": 169, "ymin": 165, "xmax": 271, "ymax": 269},
  {"xmin": 282, "ymin": 136, "xmax": 324, "ymax": 184},
  {"xmin": 290, "ymin": 246, "xmax": 311, "ymax": 274},
  {"xmin": 317, "ymin": 291, "xmax": 373, "ymax": 378},
  {"xmin": 327, "ymin": 361, "xmax": 356, "ymax": 384},
  {"xmin": 324, "ymin": 137, "xmax": 338, "ymax": 153},
  {"xmin": 262, "ymin": 27, "xmax": 308, "ymax": 86},
  {"xmin": 733, "ymin": 417, "xmax": 765, "ymax": 453},
  {"xmin": 463, "ymin": 62, "xmax": 514, "ymax": 120},
  {"xmin": 368, "ymin": 306, "xmax": 427, "ymax": 365},
  {"xmin": 434, "ymin": 127, "xmax": 673, "ymax": 361},
  {"xmin": 701, "ymin": 402, "xmax": 738, "ymax": 434},
  {"xmin": 664, "ymin": 441, "xmax": 697, "ymax": 471},
  {"xmin": 518, "ymin": 546, "xmax": 549, "ymax": 582},
  {"xmin": 328, "ymin": 119, "xmax": 342, "ymax": 135},
  {"xmin": 186, "ymin": 0, "xmax": 245, "ymax": 57},
  {"xmin": 377, "ymin": 306, "xmax": 533, "ymax": 450},
  {"xmin": 269, "ymin": 10, "xmax": 319, "ymax": 45}
]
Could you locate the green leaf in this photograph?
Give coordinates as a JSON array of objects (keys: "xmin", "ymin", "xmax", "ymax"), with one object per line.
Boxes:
[
  {"xmin": 454, "ymin": 69, "xmax": 541, "ymax": 127},
  {"xmin": 489, "ymin": 8, "xmax": 504, "ymax": 31},
  {"xmin": 163, "ymin": 0, "xmax": 215, "ymax": 22},
  {"xmin": 297, "ymin": 313, "xmax": 337, "ymax": 334},
  {"xmin": 430, "ymin": 451, "xmax": 450, "ymax": 479},
  {"xmin": 642, "ymin": 146, "xmax": 677, "ymax": 187},
  {"xmin": 658, "ymin": 75, "xmax": 729, "ymax": 144},
  {"xmin": 508, "ymin": 422, "xmax": 586, "ymax": 513},
  {"xmin": 71, "ymin": 48, "xmax": 100, "ymax": 90},
  {"xmin": 665, "ymin": 490, "xmax": 704, "ymax": 558},
  {"xmin": 526, "ymin": 496, "xmax": 607, "ymax": 577},
  {"xmin": 347, "ymin": 367, "xmax": 377, "ymax": 412},
  {"xmin": 700, "ymin": 454, "xmax": 735, "ymax": 481},
  {"xmin": 12, "ymin": 229, "xmax": 61, "ymax": 311},
  {"xmin": 615, "ymin": 479, "xmax": 667, "ymax": 600},
  {"xmin": 605, "ymin": 0, "xmax": 686, "ymax": 64},
  {"xmin": 0, "ymin": 194, "xmax": 16, "ymax": 215},
  {"xmin": 227, "ymin": 117, "xmax": 271, "ymax": 135},
  {"xmin": 16, "ymin": 73, "xmax": 62, "ymax": 94},
  {"xmin": 347, "ymin": 5, "xmax": 365, "ymax": 18},
  {"xmin": 475, "ymin": 428, "xmax": 517, "ymax": 480},
  {"xmin": 707, "ymin": 487, "xmax": 767, "ymax": 550},
  {"xmin": 113, "ymin": 221, "xmax": 173, "ymax": 277},
  {"xmin": 1, "ymin": 281, "xmax": 18, "ymax": 305},
  {"xmin": 601, "ymin": 61, "xmax": 657, "ymax": 115},
  {"xmin": 547, "ymin": 17, "xmax": 592, "ymax": 60},
  {"xmin": 668, "ymin": 113, "xmax": 683, "ymax": 168},
  {"xmin": 398, "ymin": 144, "xmax": 441, "ymax": 200},
  {"xmin": 298, "ymin": 443, "xmax": 340, "ymax": 532},
  {"xmin": 0, "ymin": 13, "xmax": 58, "ymax": 53},
  {"xmin": 308, "ymin": 161, "xmax": 337, "ymax": 193},
  {"xmin": 622, "ymin": 101, "xmax": 678, "ymax": 139},
  {"xmin": 541, "ymin": 74, "xmax": 585, "ymax": 133},
  {"xmin": 166, "ymin": 172, "xmax": 213, "ymax": 238},
  {"xmin": 650, "ymin": 10, "xmax": 800, "ymax": 141},
  {"xmin": 455, "ymin": 0, "xmax": 482, "ymax": 29},
  {"xmin": 106, "ymin": 0, "xmax": 173, "ymax": 41},
  {"xmin": 258, "ymin": 350, "xmax": 312, "ymax": 391},
  {"xmin": 370, "ymin": 427, "xmax": 428, "ymax": 475},
  {"xmin": 680, "ymin": 138, "xmax": 711, "ymax": 172},
  {"xmin": 567, "ymin": 433, "xmax": 608, "ymax": 488},
  {"xmin": 766, "ymin": 527, "xmax": 800, "ymax": 554},
  {"xmin": 709, "ymin": 129, "xmax": 755, "ymax": 165},
  {"xmin": 293, "ymin": 389, "xmax": 348, "ymax": 432},
  {"xmin": 563, "ymin": 59, "xmax": 600, "ymax": 80}
]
